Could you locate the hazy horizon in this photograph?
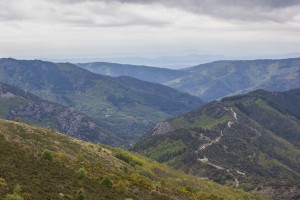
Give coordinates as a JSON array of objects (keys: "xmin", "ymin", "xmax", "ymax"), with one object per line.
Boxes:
[{"xmin": 1, "ymin": 0, "xmax": 300, "ymax": 68}]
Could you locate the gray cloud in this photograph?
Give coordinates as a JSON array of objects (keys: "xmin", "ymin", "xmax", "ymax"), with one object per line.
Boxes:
[
  {"xmin": 1, "ymin": 0, "xmax": 300, "ymax": 28},
  {"xmin": 0, "ymin": 0, "xmax": 300, "ymax": 60},
  {"xmin": 125, "ymin": 0, "xmax": 300, "ymax": 22},
  {"xmin": 51, "ymin": 0, "xmax": 300, "ymax": 22},
  {"xmin": 0, "ymin": 0, "xmax": 170, "ymax": 27}
]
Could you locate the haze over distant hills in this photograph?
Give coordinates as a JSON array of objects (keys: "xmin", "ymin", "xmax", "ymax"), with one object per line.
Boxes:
[
  {"xmin": 169, "ymin": 58, "xmax": 300, "ymax": 100},
  {"xmin": 47, "ymin": 52, "xmax": 300, "ymax": 69},
  {"xmin": 0, "ymin": 58, "xmax": 203, "ymax": 143},
  {"xmin": 3, "ymin": 57, "xmax": 297, "ymax": 145},
  {"xmin": 78, "ymin": 58, "xmax": 300, "ymax": 101},
  {"xmin": 77, "ymin": 62, "xmax": 188, "ymax": 83},
  {"xmin": 108, "ymin": 53, "xmax": 300, "ymax": 67}
]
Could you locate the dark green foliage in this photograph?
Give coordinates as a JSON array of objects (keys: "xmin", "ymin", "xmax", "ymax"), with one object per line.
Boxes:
[
  {"xmin": 101, "ymin": 176, "xmax": 112, "ymax": 189},
  {"xmin": 76, "ymin": 168, "xmax": 87, "ymax": 179},
  {"xmin": 114, "ymin": 152, "xmax": 142, "ymax": 167},
  {"xmin": 42, "ymin": 149, "xmax": 54, "ymax": 161},
  {"xmin": 75, "ymin": 188, "xmax": 86, "ymax": 200},
  {"xmin": 224, "ymin": 89, "xmax": 300, "ymax": 148}
]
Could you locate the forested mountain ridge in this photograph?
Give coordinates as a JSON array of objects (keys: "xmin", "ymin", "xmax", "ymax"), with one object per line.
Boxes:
[
  {"xmin": 167, "ymin": 58, "xmax": 300, "ymax": 100},
  {"xmin": 0, "ymin": 58, "xmax": 203, "ymax": 142},
  {"xmin": 78, "ymin": 58, "xmax": 300, "ymax": 101},
  {"xmin": 133, "ymin": 89, "xmax": 300, "ymax": 199},
  {"xmin": 0, "ymin": 82, "xmax": 122, "ymax": 145}
]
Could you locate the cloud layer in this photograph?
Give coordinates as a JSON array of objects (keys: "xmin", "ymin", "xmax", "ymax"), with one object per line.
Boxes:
[
  {"xmin": 0, "ymin": 0, "xmax": 300, "ymax": 63},
  {"xmin": 46, "ymin": 0, "xmax": 300, "ymax": 22}
]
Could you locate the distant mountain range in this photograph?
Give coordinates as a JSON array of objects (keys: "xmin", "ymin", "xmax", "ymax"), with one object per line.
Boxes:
[
  {"xmin": 49, "ymin": 52, "xmax": 300, "ymax": 68},
  {"xmin": 168, "ymin": 58, "xmax": 300, "ymax": 100},
  {"xmin": 0, "ymin": 56, "xmax": 299, "ymax": 199},
  {"xmin": 78, "ymin": 58, "xmax": 300, "ymax": 101},
  {"xmin": 0, "ymin": 58, "xmax": 203, "ymax": 143},
  {"xmin": 132, "ymin": 89, "xmax": 300, "ymax": 199},
  {"xmin": 77, "ymin": 62, "xmax": 187, "ymax": 83}
]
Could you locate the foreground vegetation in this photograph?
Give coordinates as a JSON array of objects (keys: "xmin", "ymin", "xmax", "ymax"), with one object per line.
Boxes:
[{"xmin": 0, "ymin": 119, "xmax": 263, "ymax": 199}]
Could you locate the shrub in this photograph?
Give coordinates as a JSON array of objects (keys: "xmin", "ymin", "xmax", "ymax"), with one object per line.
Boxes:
[
  {"xmin": 13, "ymin": 118, "xmax": 21, "ymax": 122},
  {"xmin": 76, "ymin": 167, "xmax": 87, "ymax": 179},
  {"xmin": 4, "ymin": 194, "xmax": 24, "ymax": 200},
  {"xmin": 114, "ymin": 180, "xmax": 129, "ymax": 193},
  {"xmin": 4, "ymin": 185, "xmax": 24, "ymax": 200},
  {"xmin": 185, "ymin": 186, "xmax": 193, "ymax": 192},
  {"xmin": 101, "ymin": 176, "xmax": 112, "ymax": 189},
  {"xmin": 13, "ymin": 185, "xmax": 22, "ymax": 194},
  {"xmin": 114, "ymin": 152, "xmax": 142, "ymax": 167},
  {"xmin": 42, "ymin": 149, "xmax": 54, "ymax": 161},
  {"xmin": 75, "ymin": 188, "xmax": 85, "ymax": 200},
  {"xmin": 0, "ymin": 177, "xmax": 7, "ymax": 188}
]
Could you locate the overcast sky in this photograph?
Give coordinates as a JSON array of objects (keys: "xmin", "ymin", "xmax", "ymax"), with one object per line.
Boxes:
[{"xmin": 1, "ymin": 0, "xmax": 300, "ymax": 63}]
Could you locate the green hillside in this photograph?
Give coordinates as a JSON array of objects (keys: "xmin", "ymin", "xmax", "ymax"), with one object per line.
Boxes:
[
  {"xmin": 0, "ymin": 58, "xmax": 203, "ymax": 142},
  {"xmin": 0, "ymin": 119, "xmax": 263, "ymax": 200},
  {"xmin": 133, "ymin": 89, "xmax": 300, "ymax": 199},
  {"xmin": 166, "ymin": 58, "xmax": 300, "ymax": 101}
]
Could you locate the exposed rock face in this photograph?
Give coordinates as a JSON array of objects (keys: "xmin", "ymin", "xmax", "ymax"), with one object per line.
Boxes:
[
  {"xmin": 0, "ymin": 84, "xmax": 16, "ymax": 98},
  {"xmin": 7, "ymin": 101, "xmax": 106, "ymax": 141},
  {"xmin": 57, "ymin": 108, "xmax": 97, "ymax": 137},
  {"xmin": 0, "ymin": 92, "xmax": 15, "ymax": 98},
  {"xmin": 0, "ymin": 81, "xmax": 121, "ymax": 145},
  {"xmin": 254, "ymin": 181, "xmax": 300, "ymax": 200},
  {"xmin": 152, "ymin": 122, "xmax": 173, "ymax": 135}
]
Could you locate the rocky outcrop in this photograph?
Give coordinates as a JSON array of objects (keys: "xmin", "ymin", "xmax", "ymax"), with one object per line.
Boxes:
[
  {"xmin": 152, "ymin": 122, "xmax": 173, "ymax": 135},
  {"xmin": 0, "ymin": 84, "xmax": 16, "ymax": 98},
  {"xmin": 0, "ymin": 82, "xmax": 121, "ymax": 145}
]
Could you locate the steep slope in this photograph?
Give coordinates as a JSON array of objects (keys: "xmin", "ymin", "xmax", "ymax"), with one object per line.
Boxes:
[
  {"xmin": 0, "ymin": 119, "xmax": 263, "ymax": 200},
  {"xmin": 166, "ymin": 58, "xmax": 300, "ymax": 101},
  {"xmin": 76, "ymin": 62, "xmax": 188, "ymax": 83},
  {"xmin": 133, "ymin": 89, "xmax": 300, "ymax": 199},
  {"xmin": 0, "ymin": 58, "xmax": 203, "ymax": 141},
  {"xmin": 0, "ymin": 82, "xmax": 122, "ymax": 145}
]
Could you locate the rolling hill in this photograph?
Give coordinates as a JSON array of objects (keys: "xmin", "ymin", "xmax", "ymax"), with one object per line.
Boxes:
[
  {"xmin": 0, "ymin": 82, "xmax": 122, "ymax": 145},
  {"xmin": 0, "ymin": 119, "xmax": 263, "ymax": 200},
  {"xmin": 166, "ymin": 58, "xmax": 300, "ymax": 101},
  {"xmin": 76, "ymin": 62, "xmax": 188, "ymax": 83},
  {"xmin": 79, "ymin": 58, "xmax": 300, "ymax": 102},
  {"xmin": 132, "ymin": 89, "xmax": 300, "ymax": 199},
  {"xmin": 0, "ymin": 58, "xmax": 203, "ymax": 142}
]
